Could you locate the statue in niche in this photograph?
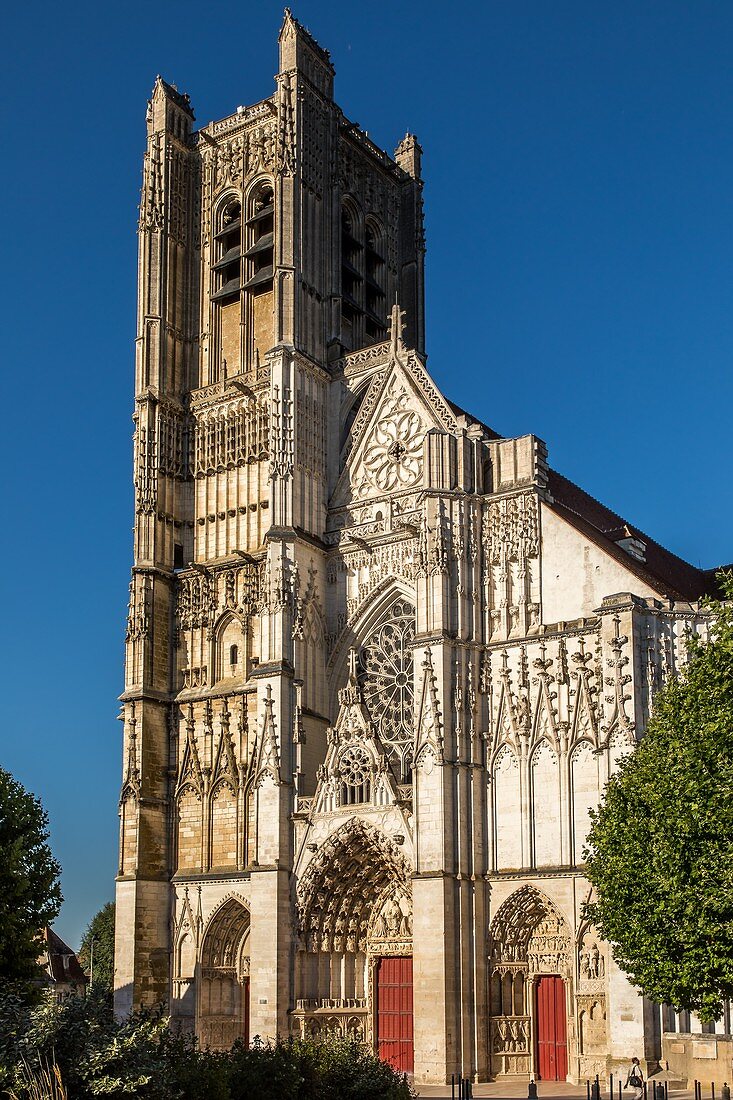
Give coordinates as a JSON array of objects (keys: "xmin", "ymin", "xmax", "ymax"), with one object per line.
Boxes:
[{"xmin": 580, "ymin": 940, "xmax": 605, "ymax": 980}]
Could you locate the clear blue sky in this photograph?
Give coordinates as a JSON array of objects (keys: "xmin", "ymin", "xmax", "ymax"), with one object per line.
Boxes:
[{"xmin": 1, "ymin": 0, "xmax": 731, "ymax": 950}]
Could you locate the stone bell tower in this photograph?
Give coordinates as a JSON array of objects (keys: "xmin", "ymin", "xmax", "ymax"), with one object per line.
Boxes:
[{"xmin": 115, "ymin": 9, "xmax": 425, "ymax": 1036}]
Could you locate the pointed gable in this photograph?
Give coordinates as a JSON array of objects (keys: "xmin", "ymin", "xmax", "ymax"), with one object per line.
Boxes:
[{"xmin": 332, "ymin": 307, "xmax": 458, "ymax": 510}]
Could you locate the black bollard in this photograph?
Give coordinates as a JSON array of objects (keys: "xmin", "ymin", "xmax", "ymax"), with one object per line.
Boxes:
[
  {"xmin": 665, "ymin": 1083, "xmax": 669, "ymax": 1100},
  {"xmin": 451, "ymin": 1073, "xmax": 455, "ymax": 1100},
  {"xmin": 619, "ymin": 1082, "xmax": 623, "ymax": 1100},
  {"xmin": 587, "ymin": 1080, "xmax": 592, "ymax": 1100},
  {"xmin": 611, "ymin": 1072, "xmax": 615, "ymax": 1100},
  {"xmin": 712, "ymin": 1085, "xmax": 716, "ymax": 1100}
]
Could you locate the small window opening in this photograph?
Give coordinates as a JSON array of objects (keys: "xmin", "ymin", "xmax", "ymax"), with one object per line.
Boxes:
[
  {"xmin": 212, "ymin": 199, "xmax": 242, "ymax": 303},
  {"xmin": 364, "ymin": 221, "xmax": 386, "ymax": 343},
  {"xmin": 244, "ymin": 185, "xmax": 274, "ymax": 292},
  {"xmin": 173, "ymin": 542, "xmax": 184, "ymax": 569},
  {"xmin": 229, "ymin": 644, "xmax": 239, "ymax": 667},
  {"xmin": 341, "ymin": 206, "xmax": 364, "ymax": 349}
]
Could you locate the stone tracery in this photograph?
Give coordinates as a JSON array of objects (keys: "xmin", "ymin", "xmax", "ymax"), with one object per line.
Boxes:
[{"xmin": 357, "ymin": 598, "xmax": 415, "ymax": 780}]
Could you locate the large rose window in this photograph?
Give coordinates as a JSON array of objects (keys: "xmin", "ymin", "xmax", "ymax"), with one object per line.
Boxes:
[{"xmin": 358, "ymin": 598, "xmax": 415, "ymax": 780}]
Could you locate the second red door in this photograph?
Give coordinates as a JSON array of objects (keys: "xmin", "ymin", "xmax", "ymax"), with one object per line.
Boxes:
[{"xmin": 535, "ymin": 975, "xmax": 568, "ymax": 1081}]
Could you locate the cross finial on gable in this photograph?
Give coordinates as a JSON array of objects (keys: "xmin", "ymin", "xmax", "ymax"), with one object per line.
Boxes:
[{"xmin": 389, "ymin": 300, "xmax": 406, "ymax": 358}]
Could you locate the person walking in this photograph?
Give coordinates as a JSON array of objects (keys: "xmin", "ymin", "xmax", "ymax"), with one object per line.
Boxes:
[{"xmin": 625, "ymin": 1057, "xmax": 644, "ymax": 1100}]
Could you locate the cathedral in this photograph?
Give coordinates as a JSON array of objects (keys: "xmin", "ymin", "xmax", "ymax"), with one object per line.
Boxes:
[{"xmin": 114, "ymin": 12, "xmax": 724, "ymax": 1086}]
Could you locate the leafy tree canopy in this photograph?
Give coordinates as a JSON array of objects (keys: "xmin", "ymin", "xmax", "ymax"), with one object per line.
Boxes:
[
  {"xmin": 585, "ymin": 573, "xmax": 733, "ymax": 1021},
  {"xmin": 78, "ymin": 902, "xmax": 115, "ymax": 990},
  {"xmin": 0, "ymin": 768, "xmax": 62, "ymax": 984}
]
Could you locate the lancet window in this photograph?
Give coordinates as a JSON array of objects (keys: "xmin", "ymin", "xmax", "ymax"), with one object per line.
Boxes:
[
  {"xmin": 244, "ymin": 182, "xmax": 274, "ymax": 365},
  {"xmin": 212, "ymin": 198, "xmax": 242, "ymax": 379},
  {"xmin": 364, "ymin": 219, "xmax": 387, "ymax": 344}
]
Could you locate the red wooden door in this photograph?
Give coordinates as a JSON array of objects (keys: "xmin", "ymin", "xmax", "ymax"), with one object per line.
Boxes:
[
  {"xmin": 535, "ymin": 976, "xmax": 568, "ymax": 1081},
  {"xmin": 376, "ymin": 956, "xmax": 414, "ymax": 1074}
]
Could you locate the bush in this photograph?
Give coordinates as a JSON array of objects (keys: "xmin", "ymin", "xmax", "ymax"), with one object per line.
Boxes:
[{"xmin": 4, "ymin": 990, "xmax": 416, "ymax": 1100}]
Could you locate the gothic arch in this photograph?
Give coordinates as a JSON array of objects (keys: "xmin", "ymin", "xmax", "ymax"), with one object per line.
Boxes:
[
  {"xmin": 244, "ymin": 173, "xmax": 275, "ymax": 208},
  {"xmin": 489, "ymin": 884, "xmax": 572, "ymax": 970},
  {"xmin": 198, "ymin": 895, "xmax": 251, "ymax": 1051},
  {"xmin": 213, "ymin": 189, "xmax": 242, "ymax": 228},
  {"xmin": 294, "ymin": 818, "xmax": 412, "ymax": 1042},
  {"xmin": 297, "ymin": 817, "xmax": 412, "ymax": 953},
  {"xmin": 212, "ymin": 610, "xmax": 246, "ymax": 683},
  {"xmin": 488, "ymin": 886, "xmax": 574, "ymax": 1076}
]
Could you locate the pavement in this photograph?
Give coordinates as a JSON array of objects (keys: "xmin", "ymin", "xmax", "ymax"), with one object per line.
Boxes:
[{"xmin": 414, "ymin": 1081, "xmax": 695, "ymax": 1100}]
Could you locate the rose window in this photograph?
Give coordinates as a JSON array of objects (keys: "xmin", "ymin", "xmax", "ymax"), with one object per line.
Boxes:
[
  {"xmin": 338, "ymin": 744, "xmax": 372, "ymax": 805},
  {"xmin": 358, "ymin": 598, "xmax": 415, "ymax": 780},
  {"xmin": 363, "ymin": 409, "xmax": 423, "ymax": 492}
]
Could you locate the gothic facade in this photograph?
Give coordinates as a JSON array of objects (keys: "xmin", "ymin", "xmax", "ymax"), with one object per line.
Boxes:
[{"xmin": 114, "ymin": 12, "xmax": 724, "ymax": 1085}]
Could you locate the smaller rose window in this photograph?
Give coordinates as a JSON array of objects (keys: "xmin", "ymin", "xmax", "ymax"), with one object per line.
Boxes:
[
  {"xmin": 338, "ymin": 744, "xmax": 372, "ymax": 806},
  {"xmin": 363, "ymin": 409, "xmax": 424, "ymax": 492}
]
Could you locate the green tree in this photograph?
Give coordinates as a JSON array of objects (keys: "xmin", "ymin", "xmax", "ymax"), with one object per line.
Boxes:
[
  {"xmin": 78, "ymin": 902, "xmax": 115, "ymax": 991},
  {"xmin": 0, "ymin": 768, "xmax": 62, "ymax": 984},
  {"xmin": 585, "ymin": 572, "xmax": 733, "ymax": 1020}
]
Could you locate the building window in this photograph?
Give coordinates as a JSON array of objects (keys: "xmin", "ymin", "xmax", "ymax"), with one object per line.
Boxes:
[
  {"xmin": 340, "ymin": 203, "xmax": 364, "ymax": 350},
  {"xmin": 173, "ymin": 542, "xmax": 184, "ymax": 569},
  {"xmin": 338, "ymin": 744, "xmax": 372, "ymax": 806},
  {"xmin": 244, "ymin": 184, "xmax": 274, "ymax": 292},
  {"xmin": 244, "ymin": 183, "xmax": 275, "ymax": 364},
  {"xmin": 229, "ymin": 644, "xmax": 239, "ymax": 668},
  {"xmin": 364, "ymin": 220, "xmax": 387, "ymax": 344},
  {"xmin": 212, "ymin": 198, "xmax": 243, "ymax": 379},
  {"xmin": 212, "ymin": 199, "xmax": 242, "ymax": 304}
]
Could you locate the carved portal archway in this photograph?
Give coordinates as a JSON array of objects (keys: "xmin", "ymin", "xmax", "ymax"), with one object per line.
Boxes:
[
  {"xmin": 488, "ymin": 886, "xmax": 573, "ymax": 1077},
  {"xmin": 198, "ymin": 896, "xmax": 250, "ymax": 1050},
  {"xmin": 295, "ymin": 818, "xmax": 412, "ymax": 1043}
]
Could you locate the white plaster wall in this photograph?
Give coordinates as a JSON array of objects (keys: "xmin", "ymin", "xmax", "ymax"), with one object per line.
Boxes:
[{"xmin": 540, "ymin": 506, "xmax": 659, "ymax": 623}]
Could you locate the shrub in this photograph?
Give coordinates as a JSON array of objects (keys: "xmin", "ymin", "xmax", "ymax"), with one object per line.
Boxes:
[{"xmin": 6, "ymin": 993, "xmax": 416, "ymax": 1100}]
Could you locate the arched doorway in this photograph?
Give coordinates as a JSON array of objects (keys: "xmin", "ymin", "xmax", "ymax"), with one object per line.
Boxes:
[
  {"xmin": 198, "ymin": 897, "xmax": 250, "ymax": 1050},
  {"xmin": 295, "ymin": 818, "xmax": 414, "ymax": 1072},
  {"xmin": 488, "ymin": 886, "xmax": 572, "ymax": 1080}
]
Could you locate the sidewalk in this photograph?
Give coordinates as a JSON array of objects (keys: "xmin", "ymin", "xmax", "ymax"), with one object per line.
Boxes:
[{"xmin": 414, "ymin": 1082, "xmax": 695, "ymax": 1100}]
